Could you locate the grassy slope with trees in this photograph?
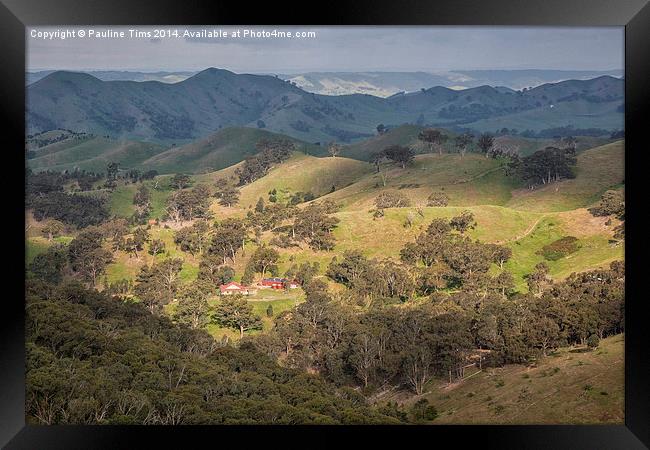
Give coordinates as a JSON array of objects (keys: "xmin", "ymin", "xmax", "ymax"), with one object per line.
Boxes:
[{"xmin": 25, "ymin": 130, "xmax": 625, "ymax": 425}]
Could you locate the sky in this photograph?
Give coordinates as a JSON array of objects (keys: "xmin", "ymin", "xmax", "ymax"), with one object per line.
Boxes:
[{"xmin": 27, "ymin": 26, "xmax": 624, "ymax": 73}]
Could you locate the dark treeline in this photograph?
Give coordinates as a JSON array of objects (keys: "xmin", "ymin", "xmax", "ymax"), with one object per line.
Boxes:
[
  {"xmin": 25, "ymin": 280, "xmax": 407, "ymax": 425},
  {"xmin": 251, "ymin": 260, "xmax": 624, "ymax": 394}
]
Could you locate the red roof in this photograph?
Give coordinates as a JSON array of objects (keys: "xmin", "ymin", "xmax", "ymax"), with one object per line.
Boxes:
[{"xmin": 219, "ymin": 281, "xmax": 246, "ymax": 293}]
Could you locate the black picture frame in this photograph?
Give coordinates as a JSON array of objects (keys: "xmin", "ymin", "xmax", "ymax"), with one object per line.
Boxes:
[{"xmin": 2, "ymin": 0, "xmax": 649, "ymax": 448}]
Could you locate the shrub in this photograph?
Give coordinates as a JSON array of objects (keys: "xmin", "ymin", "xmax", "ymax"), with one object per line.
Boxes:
[
  {"xmin": 409, "ymin": 399, "xmax": 438, "ymax": 422},
  {"xmin": 537, "ymin": 236, "xmax": 580, "ymax": 261},
  {"xmin": 427, "ymin": 191, "xmax": 449, "ymax": 207},
  {"xmin": 587, "ymin": 334, "xmax": 600, "ymax": 348},
  {"xmin": 374, "ymin": 191, "xmax": 411, "ymax": 209}
]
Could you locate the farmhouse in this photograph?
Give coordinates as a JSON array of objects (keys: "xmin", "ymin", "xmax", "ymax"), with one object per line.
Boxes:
[
  {"xmin": 260, "ymin": 278, "xmax": 300, "ymax": 289},
  {"xmin": 219, "ymin": 281, "xmax": 257, "ymax": 296}
]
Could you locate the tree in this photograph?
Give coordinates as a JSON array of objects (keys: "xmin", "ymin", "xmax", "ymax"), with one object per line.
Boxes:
[
  {"xmin": 133, "ymin": 184, "xmax": 152, "ymax": 223},
  {"xmin": 327, "ymin": 142, "xmax": 342, "ymax": 158},
  {"xmin": 418, "ymin": 129, "xmax": 446, "ymax": 155},
  {"xmin": 124, "ymin": 228, "xmax": 150, "ymax": 259},
  {"xmin": 374, "ymin": 191, "xmax": 411, "ymax": 209},
  {"xmin": 293, "ymin": 203, "xmax": 339, "ymax": 251},
  {"xmin": 77, "ymin": 248, "xmax": 113, "ymax": 286},
  {"xmin": 450, "ymin": 211, "xmax": 476, "ymax": 234},
  {"xmin": 454, "ymin": 133, "xmax": 474, "ymax": 158},
  {"xmin": 376, "ymin": 124, "xmax": 387, "ymax": 135},
  {"xmin": 589, "ymin": 190, "xmax": 624, "ymax": 219},
  {"xmin": 519, "ymin": 146, "xmax": 577, "ymax": 187},
  {"xmin": 174, "ymin": 220, "xmax": 211, "ymax": 256},
  {"xmin": 427, "ymin": 192, "xmax": 449, "ymax": 207},
  {"xmin": 477, "ymin": 133, "xmax": 495, "ymax": 157},
  {"xmin": 106, "ymin": 162, "xmax": 119, "ymax": 180},
  {"xmin": 486, "ymin": 244, "xmax": 512, "ymax": 269},
  {"xmin": 214, "ymin": 182, "xmax": 240, "ymax": 207},
  {"xmin": 209, "ymin": 218, "xmax": 248, "ymax": 264},
  {"xmin": 369, "ymin": 151, "xmax": 385, "ymax": 174},
  {"xmin": 173, "ymin": 280, "xmax": 212, "ymax": 329},
  {"xmin": 211, "ymin": 294, "xmax": 263, "ymax": 338},
  {"xmin": 148, "ymin": 239, "xmax": 166, "ymax": 263},
  {"xmin": 29, "ymin": 244, "xmax": 68, "ymax": 284},
  {"xmin": 383, "ymin": 145, "xmax": 414, "ymax": 169},
  {"xmin": 249, "ymin": 246, "xmax": 280, "ymax": 279},
  {"xmin": 171, "ymin": 173, "xmax": 191, "ymax": 190},
  {"xmin": 255, "ymin": 197, "xmax": 265, "ymax": 213},
  {"xmin": 525, "ymin": 262, "xmax": 552, "ymax": 295},
  {"xmin": 157, "ymin": 258, "xmax": 184, "ymax": 298},
  {"xmin": 41, "ymin": 219, "xmax": 65, "ymax": 241},
  {"xmin": 166, "ymin": 186, "xmax": 211, "ymax": 223},
  {"xmin": 198, "ymin": 254, "xmax": 235, "ymax": 285}
]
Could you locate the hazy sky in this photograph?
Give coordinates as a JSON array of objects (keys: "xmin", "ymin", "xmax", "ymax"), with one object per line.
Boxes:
[{"xmin": 27, "ymin": 26, "xmax": 624, "ymax": 73}]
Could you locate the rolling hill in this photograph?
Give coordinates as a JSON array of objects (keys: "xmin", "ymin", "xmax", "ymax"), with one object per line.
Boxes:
[
  {"xmin": 26, "ymin": 133, "xmax": 167, "ymax": 173},
  {"xmin": 27, "ymin": 68, "xmax": 624, "ymax": 145},
  {"xmin": 141, "ymin": 127, "xmax": 325, "ymax": 174}
]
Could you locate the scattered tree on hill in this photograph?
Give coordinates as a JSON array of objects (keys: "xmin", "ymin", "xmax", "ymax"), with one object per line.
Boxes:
[
  {"xmin": 450, "ymin": 210, "xmax": 476, "ymax": 234},
  {"xmin": 173, "ymin": 279, "xmax": 212, "ymax": 329},
  {"xmin": 77, "ymin": 248, "xmax": 113, "ymax": 287},
  {"xmin": 525, "ymin": 262, "xmax": 552, "ymax": 295},
  {"xmin": 418, "ymin": 129, "xmax": 447, "ymax": 155},
  {"xmin": 477, "ymin": 133, "xmax": 495, "ymax": 157},
  {"xmin": 589, "ymin": 190, "xmax": 624, "ymax": 219},
  {"xmin": 212, "ymin": 294, "xmax": 263, "ymax": 338},
  {"xmin": 209, "ymin": 218, "xmax": 248, "ymax": 264},
  {"xmin": 255, "ymin": 197, "xmax": 265, "ymax": 213},
  {"xmin": 41, "ymin": 219, "xmax": 65, "ymax": 241},
  {"xmin": 519, "ymin": 146, "xmax": 577, "ymax": 187},
  {"xmin": 383, "ymin": 145, "xmax": 414, "ymax": 169},
  {"xmin": 328, "ymin": 142, "xmax": 342, "ymax": 158},
  {"xmin": 133, "ymin": 184, "xmax": 152, "ymax": 224},
  {"xmin": 165, "ymin": 185, "xmax": 211, "ymax": 223},
  {"xmin": 454, "ymin": 133, "xmax": 474, "ymax": 158},
  {"xmin": 236, "ymin": 139, "xmax": 294, "ymax": 185},
  {"xmin": 171, "ymin": 173, "xmax": 192, "ymax": 190},
  {"xmin": 248, "ymin": 245, "xmax": 280, "ymax": 279},
  {"xmin": 198, "ymin": 255, "xmax": 235, "ymax": 285},
  {"xmin": 427, "ymin": 192, "xmax": 449, "ymax": 207},
  {"xmin": 374, "ymin": 191, "xmax": 411, "ymax": 209},
  {"xmin": 214, "ymin": 179, "xmax": 240, "ymax": 207},
  {"xmin": 148, "ymin": 239, "xmax": 166, "ymax": 263},
  {"xmin": 293, "ymin": 203, "xmax": 340, "ymax": 251},
  {"xmin": 174, "ymin": 220, "xmax": 211, "ymax": 256},
  {"xmin": 122, "ymin": 228, "xmax": 149, "ymax": 259},
  {"xmin": 28, "ymin": 244, "xmax": 68, "ymax": 284},
  {"xmin": 589, "ymin": 189, "xmax": 625, "ymax": 240},
  {"xmin": 369, "ymin": 151, "xmax": 385, "ymax": 174}
]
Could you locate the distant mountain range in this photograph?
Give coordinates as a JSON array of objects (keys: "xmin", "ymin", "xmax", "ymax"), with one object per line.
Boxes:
[
  {"xmin": 27, "ymin": 68, "xmax": 624, "ymax": 145},
  {"xmin": 280, "ymin": 69, "xmax": 624, "ymax": 97},
  {"xmin": 28, "ymin": 68, "xmax": 623, "ymax": 95},
  {"xmin": 27, "ymin": 70, "xmax": 195, "ymax": 85}
]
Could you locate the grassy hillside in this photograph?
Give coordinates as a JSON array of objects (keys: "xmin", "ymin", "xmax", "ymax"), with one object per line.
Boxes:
[
  {"xmin": 507, "ymin": 140, "xmax": 624, "ymax": 212},
  {"xmin": 142, "ymin": 127, "xmax": 325, "ymax": 174},
  {"xmin": 28, "ymin": 135, "xmax": 166, "ymax": 173},
  {"xmin": 386, "ymin": 334, "xmax": 624, "ymax": 424},
  {"xmin": 319, "ymin": 153, "xmax": 518, "ymax": 210}
]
